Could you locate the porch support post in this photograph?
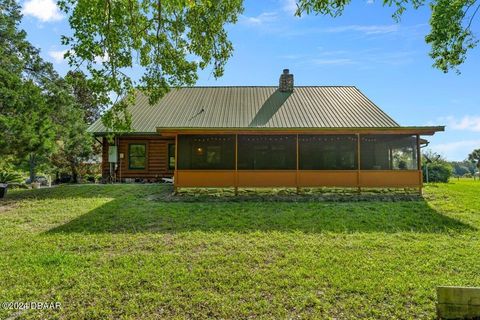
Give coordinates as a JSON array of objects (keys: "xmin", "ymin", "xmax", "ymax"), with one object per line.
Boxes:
[
  {"xmin": 417, "ymin": 134, "xmax": 422, "ymax": 195},
  {"xmin": 296, "ymin": 133, "xmax": 300, "ymax": 194},
  {"xmin": 174, "ymin": 134, "xmax": 178, "ymax": 194},
  {"xmin": 357, "ymin": 133, "xmax": 361, "ymax": 193},
  {"xmin": 235, "ymin": 134, "xmax": 238, "ymax": 195}
]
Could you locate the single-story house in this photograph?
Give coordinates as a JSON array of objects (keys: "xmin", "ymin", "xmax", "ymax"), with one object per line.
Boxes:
[{"xmin": 88, "ymin": 69, "xmax": 444, "ymax": 192}]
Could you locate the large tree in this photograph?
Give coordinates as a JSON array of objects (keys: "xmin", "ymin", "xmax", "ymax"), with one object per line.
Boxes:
[
  {"xmin": 51, "ymin": 102, "xmax": 93, "ymax": 183},
  {"xmin": 0, "ymin": 0, "xmax": 93, "ymax": 182},
  {"xmin": 468, "ymin": 148, "xmax": 480, "ymax": 170},
  {"xmin": 295, "ymin": 0, "xmax": 480, "ymax": 74},
  {"xmin": 58, "ymin": 0, "xmax": 243, "ymax": 132},
  {"xmin": 48, "ymin": 76, "xmax": 94, "ymax": 183},
  {"xmin": 65, "ymin": 70, "xmax": 107, "ymax": 124},
  {"xmin": 6, "ymin": 80, "xmax": 58, "ymax": 182},
  {"xmin": 0, "ymin": 0, "xmax": 61, "ymax": 181}
]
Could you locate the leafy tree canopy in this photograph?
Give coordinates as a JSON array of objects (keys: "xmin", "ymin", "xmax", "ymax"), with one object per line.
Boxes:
[
  {"xmin": 55, "ymin": 1, "xmax": 478, "ymax": 132},
  {"xmin": 0, "ymin": 0, "xmax": 94, "ymax": 182},
  {"xmin": 65, "ymin": 70, "xmax": 107, "ymax": 124},
  {"xmin": 421, "ymin": 150, "xmax": 453, "ymax": 183},
  {"xmin": 295, "ymin": 0, "xmax": 479, "ymax": 74},
  {"xmin": 468, "ymin": 148, "xmax": 480, "ymax": 169},
  {"xmin": 0, "ymin": 0, "xmax": 59, "ymax": 160},
  {"xmin": 450, "ymin": 160, "xmax": 477, "ymax": 176},
  {"xmin": 58, "ymin": 0, "xmax": 243, "ymax": 132}
]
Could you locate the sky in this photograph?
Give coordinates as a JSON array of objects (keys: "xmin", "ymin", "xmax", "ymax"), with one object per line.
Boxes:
[{"xmin": 19, "ymin": 0, "xmax": 480, "ymax": 161}]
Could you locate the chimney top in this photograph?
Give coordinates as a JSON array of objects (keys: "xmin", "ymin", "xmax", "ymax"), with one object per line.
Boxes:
[{"xmin": 279, "ymin": 69, "xmax": 294, "ymax": 92}]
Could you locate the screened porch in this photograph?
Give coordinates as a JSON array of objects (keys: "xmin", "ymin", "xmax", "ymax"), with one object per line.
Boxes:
[{"xmin": 174, "ymin": 133, "xmax": 422, "ymax": 189}]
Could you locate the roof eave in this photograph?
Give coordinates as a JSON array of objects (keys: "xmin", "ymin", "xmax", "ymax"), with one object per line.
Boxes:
[
  {"xmin": 89, "ymin": 131, "xmax": 158, "ymax": 137},
  {"xmin": 156, "ymin": 126, "xmax": 445, "ymax": 136}
]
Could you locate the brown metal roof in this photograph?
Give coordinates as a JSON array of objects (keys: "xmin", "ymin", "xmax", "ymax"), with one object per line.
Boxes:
[{"xmin": 89, "ymin": 86, "xmax": 405, "ymax": 133}]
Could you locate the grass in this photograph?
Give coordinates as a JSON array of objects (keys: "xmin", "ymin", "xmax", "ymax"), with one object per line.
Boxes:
[{"xmin": 0, "ymin": 180, "xmax": 479, "ymax": 319}]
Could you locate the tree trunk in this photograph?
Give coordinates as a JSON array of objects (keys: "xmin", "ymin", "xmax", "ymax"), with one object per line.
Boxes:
[
  {"xmin": 29, "ymin": 154, "xmax": 36, "ymax": 182},
  {"xmin": 70, "ymin": 161, "xmax": 79, "ymax": 183}
]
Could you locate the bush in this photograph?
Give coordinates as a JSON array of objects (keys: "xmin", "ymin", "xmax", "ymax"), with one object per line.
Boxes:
[
  {"xmin": 0, "ymin": 172, "xmax": 23, "ymax": 184},
  {"xmin": 423, "ymin": 163, "xmax": 453, "ymax": 183},
  {"xmin": 8, "ymin": 183, "xmax": 29, "ymax": 189}
]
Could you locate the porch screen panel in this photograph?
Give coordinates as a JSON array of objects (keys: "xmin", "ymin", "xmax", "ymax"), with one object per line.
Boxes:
[
  {"xmin": 360, "ymin": 135, "xmax": 417, "ymax": 170},
  {"xmin": 177, "ymin": 135, "xmax": 235, "ymax": 169},
  {"xmin": 299, "ymin": 135, "xmax": 358, "ymax": 170},
  {"xmin": 237, "ymin": 135, "xmax": 296, "ymax": 170}
]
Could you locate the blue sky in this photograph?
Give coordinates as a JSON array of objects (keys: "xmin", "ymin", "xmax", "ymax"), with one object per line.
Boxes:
[{"xmin": 20, "ymin": 0, "xmax": 480, "ymax": 161}]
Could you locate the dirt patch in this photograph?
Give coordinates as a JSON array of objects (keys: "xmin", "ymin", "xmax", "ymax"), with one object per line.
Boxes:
[{"xmin": 0, "ymin": 203, "xmax": 16, "ymax": 213}]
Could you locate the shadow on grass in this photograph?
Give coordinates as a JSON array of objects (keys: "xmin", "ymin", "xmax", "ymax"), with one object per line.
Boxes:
[{"xmin": 31, "ymin": 184, "xmax": 476, "ymax": 235}]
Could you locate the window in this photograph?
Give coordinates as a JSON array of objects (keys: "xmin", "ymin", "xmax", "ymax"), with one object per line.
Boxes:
[
  {"xmin": 360, "ymin": 135, "xmax": 417, "ymax": 170},
  {"xmin": 177, "ymin": 135, "xmax": 235, "ymax": 169},
  {"xmin": 238, "ymin": 135, "xmax": 296, "ymax": 170},
  {"xmin": 128, "ymin": 144, "xmax": 146, "ymax": 169},
  {"xmin": 299, "ymin": 135, "xmax": 358, "ymax": 170},
  {"xmin": 168, "ymin": 143, "xmax": 175, "ymax": 170}
]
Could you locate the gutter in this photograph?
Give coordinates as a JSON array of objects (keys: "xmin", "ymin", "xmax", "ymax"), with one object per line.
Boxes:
[{"xmin": 156, "ymin": 126, "xmax": 446, "ymax": 136}]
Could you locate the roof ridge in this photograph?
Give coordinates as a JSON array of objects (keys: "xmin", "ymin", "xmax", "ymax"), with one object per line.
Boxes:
[{"xmin": 163, "ymin": 85, "xmax": 358, "ymax": 88}]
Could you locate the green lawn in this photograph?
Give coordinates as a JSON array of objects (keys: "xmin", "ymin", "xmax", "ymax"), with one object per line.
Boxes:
[{"xmin": 1, "ymin": 180, "xmax": 479, "ymax": 319}]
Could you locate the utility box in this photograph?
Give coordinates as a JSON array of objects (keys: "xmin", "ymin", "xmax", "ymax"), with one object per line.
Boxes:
[
  {"xmin": 108, "ymin": 146, "xmax": 118, "ymax": 163},
  {"xmin": 437, "ymin": 286, "xmax": 480, "ymax": 319}
]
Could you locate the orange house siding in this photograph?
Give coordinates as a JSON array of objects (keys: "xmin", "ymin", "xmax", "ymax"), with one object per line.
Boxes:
[
  {"xmin": 170, "ymin": 132, "xmax": 426, "ymax": 190},
  {"xmin": 102, "ymin": 136, "xmax": 174, "ymax": 181},
  {"xmin": 175, "ymin": 170, "xmax": 423, "ymax": 189}
]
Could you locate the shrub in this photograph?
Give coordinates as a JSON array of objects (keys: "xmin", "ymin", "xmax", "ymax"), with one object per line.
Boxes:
[
  {"xmin": 423, "ymin": 163, "xmax": 453, "ymax": 183},
  {"xmin": 0, "ymin": 172, "xmax": 23, "ymax": 184}
]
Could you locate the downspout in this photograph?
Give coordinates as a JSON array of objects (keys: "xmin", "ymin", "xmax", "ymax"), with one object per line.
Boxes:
[{"xmin": 420, "ymin": 140, "xmax": 430, "ymax": 184}]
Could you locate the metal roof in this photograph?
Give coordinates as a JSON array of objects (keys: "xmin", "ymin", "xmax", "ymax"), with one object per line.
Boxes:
[{"xmin": 89, "ymin": 86, "xmax": 402, "ymax": 133}]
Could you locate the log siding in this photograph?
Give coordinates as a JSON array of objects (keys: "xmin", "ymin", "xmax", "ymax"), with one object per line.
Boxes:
[{"xmin": 102, "ymin": 136, "xmax": 174, "ymax": 181}]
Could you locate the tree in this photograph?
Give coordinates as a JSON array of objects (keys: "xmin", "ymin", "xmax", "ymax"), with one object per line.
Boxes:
[
  {"xmin": 8, "ymin": 80, "xmax": 58, "ymax": 183},
  {"xmin": 0, "ymin": 0, "xmax": 89, "ymax": 183},
  {"xmin": 57, "ymin": 0, "xmax": 244, "ymax": 132},
  {"xmin": 60, "ymin": 71, "xmax": 101, "ymax": 182},
  {"xmin": 450, "ymin": 160, "xmax": 477, "ymax": 176},
  {"xmin": 468, "ymin": 148, "xmax": 480, "ymax": 171},
  {"xmin": 52, "ymin": 104, "xmax": 93, "ymax": 183},
  {"xmin": 422, "ymin": 150, "xmax": 453, "ymax": 183},
  {"xmin": 65, "ymin": 70, "xmax": 106, "ymax": 124},
  {"xmin": 47, "ymin": 75, "xmax": 94, "ymax": 183},
  {"xmin": 1, "ymin": 0, "xmax": 61, "ymax": 152},
  {"xmin": 295, "ymin": 0, "xmax": 480, "ymax": 74},
  {"xmin": 451, "ymin": 161, "xmax": 472, "ymax": 176}
]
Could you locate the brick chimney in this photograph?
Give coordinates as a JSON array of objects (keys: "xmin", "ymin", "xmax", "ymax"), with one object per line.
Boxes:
[{"xmin": 279, "ymin": 69, "xmax": 294, "ymax": 92}]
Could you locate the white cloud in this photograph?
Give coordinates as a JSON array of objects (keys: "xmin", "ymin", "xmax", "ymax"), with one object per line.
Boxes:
[
  {"xmin": 240, "ymin": 12, "xmax": 278, "ymax": 26},
  {"xmin": 94, "ymin": 52, "xmax": 110, "ymax": 64},
  {"xmin": 323, "ymin": 24, "xmax": 399, "ymax": 35},
  {"xmin": 440, "ymin": 116, "xmax": 480, "ymax": 132},
  {"xmin": 284, "ymin": 47, "xmax": 416, "ymax": 69},
  {"xmin": 48, "ymin": 49, "xmax": 68, "ymax": 63},
  {"xmin": 48, "ymin": 49, "xmax": 109, "ymax": 65},
  {"xmin": 282, "ymin": 0, "xmax": 297, "ymax": 15},
  {"xmin": 22, "ymin": 0, "xmax": 63, "ymax": 22},
  {"xmin": 431, "ymin": 140, "xmax": 480, "ymax": 159},
  {"xmin": 311, "ymin": 58, "xmax": 354, "ymax": 65},
  {"xmin": 367, "ymin": 0, "xmax": 374, "ymax": 4},
  {"xmin": 278, "ymin": 53, "xmax": 307, "ymax": 60}
]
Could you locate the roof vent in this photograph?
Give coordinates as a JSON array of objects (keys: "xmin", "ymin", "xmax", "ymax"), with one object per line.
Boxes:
[{"xmin": 279, "ymin": 69, "xmax": 294, "ymax": 92}]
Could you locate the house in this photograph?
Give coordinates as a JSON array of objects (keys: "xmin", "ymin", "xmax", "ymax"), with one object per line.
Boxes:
[{"xmin": 88, "ymin": 69, "xmax": 444, "ymax": 192}]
